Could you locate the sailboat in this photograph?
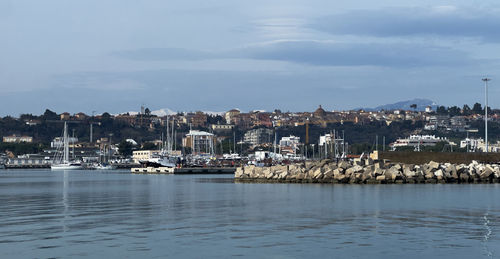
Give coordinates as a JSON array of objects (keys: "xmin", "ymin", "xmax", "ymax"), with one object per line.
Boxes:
[
  {"xmin": 138, "ymin": 116, "xmax": 177, "ymax": 168},
  {"xmin": 93, "ymin": 142, "xmax": 116, "ymax": 170},
  {"xmin": 51, "ymin": 122, "xmax": 83, "ymax": 170}
]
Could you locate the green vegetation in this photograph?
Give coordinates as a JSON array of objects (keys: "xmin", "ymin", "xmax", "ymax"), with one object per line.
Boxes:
[{"xmin": 0, "ymin": 143, "xmax": 47, "ymax": 156}]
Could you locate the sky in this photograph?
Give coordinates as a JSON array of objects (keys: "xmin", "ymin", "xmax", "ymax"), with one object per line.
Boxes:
[{"xmin": 1, "ymin": 0, "xmax": 500, "ymax": 116}]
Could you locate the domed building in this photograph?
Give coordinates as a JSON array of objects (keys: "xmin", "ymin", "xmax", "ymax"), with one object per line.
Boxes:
[{"xmin": 313, "ymin": 105, "xmax": 326, "ymax": 118}]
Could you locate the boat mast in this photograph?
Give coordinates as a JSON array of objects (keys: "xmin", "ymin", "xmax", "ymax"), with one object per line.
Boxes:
[{"xmin": 63, "ymin": 122, "xmax": 69, "ymax": 163}]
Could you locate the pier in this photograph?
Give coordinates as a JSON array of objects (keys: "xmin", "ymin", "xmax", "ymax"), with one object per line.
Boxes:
[{"xmin": 131, "ymin": 167, "xmax": 236, "ymax": 174}]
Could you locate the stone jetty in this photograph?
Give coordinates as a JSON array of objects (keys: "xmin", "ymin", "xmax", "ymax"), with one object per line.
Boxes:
[{"xmin": 235, "ymin": 159, "xmax": 500, "ymax": 184}]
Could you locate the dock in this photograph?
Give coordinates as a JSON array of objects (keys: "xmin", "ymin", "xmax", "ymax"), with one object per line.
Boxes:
[{"xmin": 131, "ymin": 167, "xmax": 236, "ymax": 174}]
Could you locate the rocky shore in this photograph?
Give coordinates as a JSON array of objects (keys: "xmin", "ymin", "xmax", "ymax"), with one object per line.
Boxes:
[{"xmin": 235, "ymin": 159, "xmax": 500, "ymax": 184}]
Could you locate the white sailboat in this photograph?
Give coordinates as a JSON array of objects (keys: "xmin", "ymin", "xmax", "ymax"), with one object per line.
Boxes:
[
  {"xmin": 90, "ymin": 140, "xmax": 116, "ymax": 170},
  {"xmin": 51, "ymin": 122, "xmax": 83, "ymax": 170},
  {"xmin": 139, "ymin": 116, "xmax": 177, "ymax": 168}
]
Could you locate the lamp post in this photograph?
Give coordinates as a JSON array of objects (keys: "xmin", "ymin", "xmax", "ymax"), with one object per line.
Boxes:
[{"xmin": 482, "ymin": 78, "xmax": 491, "ymax": 153}]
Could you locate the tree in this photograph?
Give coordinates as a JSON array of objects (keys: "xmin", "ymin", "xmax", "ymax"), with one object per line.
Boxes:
[
  {"xmin": 462, "ymin": 104, "xmax": 471, "ymax": 116},
  {"xmin": 410, "ymin": 104, "xmax": 417, "ymax": 110},
  {"xmin": 145, "ymin": 108, "xmax": 151, "ymax": 116},
  {"xmin": 140, "ymin": 142, "xmax": 157, "ymax": 150},
  {"xmin": 472, "ymin": 103, "xmax": 483, "ymax": 114},
  {"xmin": 448, "ymin": 106, "xmax": 461, "ymax": 116},
  {"xmin": 117, "ymin": 140, "xmax": 133, "ymax": 157},
  {"xmin": 41, "ymin": 109, "xmax": 58, "ymax": 121},
  {"xmin": 436, "ymin": 106, "xmax": 447, "ymax": 115}
]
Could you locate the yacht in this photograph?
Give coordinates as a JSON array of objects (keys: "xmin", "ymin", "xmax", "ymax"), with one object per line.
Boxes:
[
  {"xmin": 92, "ymin": 163, "xmax": 116, "ymax": 170},
  {"xmin": 51, "ymin": 122, "xmax": 82, "ymax": 170}
]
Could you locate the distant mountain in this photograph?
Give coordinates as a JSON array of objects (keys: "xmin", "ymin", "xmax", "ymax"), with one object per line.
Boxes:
[
  {"xmin": 151, "ymin": 108, "xmax": 177, "ymax": 116},
  {"xmin": 359, "ymin": 99, "xmax": 438, "ymax": 112},
  {"xmin": 151, "ymin": 108, "xmax": 225, "ymax": 117}
]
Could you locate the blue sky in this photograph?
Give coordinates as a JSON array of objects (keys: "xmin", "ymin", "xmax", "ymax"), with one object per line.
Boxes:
[{"xmin": 1, "ymin": 0, "xmax": 499, "ymax": 116}]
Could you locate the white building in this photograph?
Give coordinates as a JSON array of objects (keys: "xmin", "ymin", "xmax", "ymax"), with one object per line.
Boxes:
[
  {"xmin": 132, "ymin": 150, "xmax": 160, "ymax": 164},
  {"xmin": 279, "ymin": 135, "xmax": 300, "ymax": 155},
  {"xmin": 390, "ymin": 135, "xmax": 449, "ymax": 151},
  {"xmin": 243, "ymin": 128, "xmax": 273, "ymax": 145},
  {"xmin": 182, "ymin": 130, "xmax": 215, "ymax": 155},
  {"xmin": 460, "ymin": 138, "xmax": 500, "ymax": 152},
  {"xmin": 51, "ymin": 137, "xmax": 78, "ymax": 148},
  {"xmin": 318, "ymin": 134, "xmax": 333, "ymax": 146}
]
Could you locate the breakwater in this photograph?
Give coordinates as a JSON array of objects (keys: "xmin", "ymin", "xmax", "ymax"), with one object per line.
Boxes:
[{"xmin": 235, "ymin": 159, "xmax": 500, "ymax": 184}]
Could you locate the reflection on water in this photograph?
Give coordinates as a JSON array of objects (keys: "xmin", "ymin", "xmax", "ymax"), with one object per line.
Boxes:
[{"xmin": 0, "ymin": 170, "xmax": 499, "ymax": 258}]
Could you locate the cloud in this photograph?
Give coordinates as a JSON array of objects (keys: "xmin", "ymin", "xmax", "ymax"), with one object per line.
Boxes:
[
  {"xmin": 114, "ymin": 40, "xmax": 471, "ymax": 68},
  {"xmin": 237, "ymin": 40, "xmax": 470, "ymax": 67},
  {"xmin": 112, "ymin": 48, "xmax": 213, "ymax": 61},
  {"xmin": 313, "ymin": 6, "xmax": 500, "ymax": 42}
]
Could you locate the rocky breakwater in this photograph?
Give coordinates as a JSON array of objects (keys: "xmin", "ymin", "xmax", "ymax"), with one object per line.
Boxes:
[{"xmin": 234, "ymin": 159, "xmax": 500, "ymax": 184}]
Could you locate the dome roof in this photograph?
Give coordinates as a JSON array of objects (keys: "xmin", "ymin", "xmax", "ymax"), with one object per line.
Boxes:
[{"xmin": 314, "ymin": 105, "xmax": 326, "ymax": 117}]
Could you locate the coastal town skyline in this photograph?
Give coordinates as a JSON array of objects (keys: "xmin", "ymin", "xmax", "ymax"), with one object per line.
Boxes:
[{"xmin": 2, "ymin": 1, "xmax": 500, "ymax": 115}]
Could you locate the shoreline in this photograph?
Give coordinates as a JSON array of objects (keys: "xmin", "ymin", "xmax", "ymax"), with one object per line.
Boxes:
[{"xmin": 234, "ymin": 159, "xmax": 500, "ymax": 184}]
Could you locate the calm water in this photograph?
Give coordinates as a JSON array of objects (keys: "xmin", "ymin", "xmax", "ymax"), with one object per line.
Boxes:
[{"xmin": 0, "ymin": 170, "xmax": 499, "ymax": 258}]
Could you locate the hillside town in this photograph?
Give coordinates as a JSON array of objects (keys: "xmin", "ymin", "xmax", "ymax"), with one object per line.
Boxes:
[{"xmin": 1, "ymin": 102, "xmax": 499, "ymax": 169}]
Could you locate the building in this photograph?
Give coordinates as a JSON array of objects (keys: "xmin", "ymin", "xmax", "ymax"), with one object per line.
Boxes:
[
  {"xmin": 225, "ymin": 109, "xmax": 240, "ymax": 124},
  {"xmin": 75, "ymin": 112, "xmax": 88, "ymax": 120},
  {"xmin": 60, "ymin": 112, "xmax": 70, "ymax": 120},
  {"xmin": 3, "ymin": 135, "xmax": 33, "ymax": 143},
  {"xmin": 243, "ymin": 128, "xmax": 273, "ymax": 146},
  {"xmin": 132, "ymin": 150, "xmax": 160, "ymax": 164},
  {"xmin": 429, "ymin": 115, "xmax": 450, "ymax": 129},
  {"xmin": 448, "ymin": 116, "xmax": 468, "ymax": 132},
  {"xmin": 390, "ymin": 135, "xmax": 449, "ymax": 151},
  {"xmin": 279, "ymin": 135, "xmax": 301, "ymax": 155},
  {"xmin": 318, "ymin": 134, "xmax": 333, "ymax": 146},
  {"xmin": 460, "ymin": 138, "xmax": 484, "ymax": 152},
  {"xmin": 190, "ymin": 111, "xmax": 208, "ymax": 128},
  {"xmin": 460, "ymin": 138, "xmax": 500, "ymax": 152},
  {"xmin": 233, "ymin": 113, "xmax": 252, "ymax": 129},
  {"xmin": 6, "ymin": 154, "xmax": 50, "ymax": 167},
  {"xmin": 51, "ymin": 137, "xmax": 78, "ymax": 148},
  {"xmin": 211, "ymin": 124, "xmax": 234, "ymax": 132},
  {"xmin": 313, "ymin": 105, "xmax": 327, "ymax": 118},
  {"xmin": 182, "ymin": 130, "xmax": 215, "ymax": 155}
]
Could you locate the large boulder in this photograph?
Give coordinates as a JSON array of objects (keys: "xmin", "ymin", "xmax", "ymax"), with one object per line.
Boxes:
[
  {"xmin": 264, "ymin": 168, "xmax": 274, "ymax": 179},
  {"xmin": 334, "ymin": 174, "xmax": 346, "ymax": 182},
  {"xmin": 354, "ymin": 165, "xmax": 364, "ymax": 172},
  {"xmin": 459, "ymin": 173, "xmax": 469, "ymax": 182},
  {"xmin": 278, "ymin": 171, "xmax": 289, "ymax": 180},
  {"xmin": 235, "ymin": 167, "xmax": 244, "ymax": 178},
  {"xmin": 312, "ymin": 167, "xmax": 324, "ymax": 179},
  {"xmin": 434, "ymin": 169, "xmax": 444, "ymax": 180},
  {"xmin": 362, "ymin": 172, "xmax": 373, "ymax": 181},
  {"xmin": 327, "ymin": 163, "xmax": 338, "ymax": 171},
  {"xmin": 338, "ymin": 161, "xmax": 350, "ymax": 169},
  {"xmin": 296, "ymin": 172, "xmax": 306, "ymax": 180},
  {"xmin": 374, "ymin": 168, "xmax": 384, "ymax": 176},
  {"xmin": 480, "ymin": 165, "xmax": 494, "ymax": 179},
  {"xmin": 333, "ymin": 168, "xmax": 343, "ymax": 177},
  {"xmin": 345, "ymin": 167, "xmax": 356, "ymax": 176},
  {"xmin": 428, "ymin": 161, "xmax": 440, "ymax": 171},
  {"xmin": 318, "ymin": 159, "xmax": 331, "ymax": 168},
  {"xmin": 323, "ymin": 169, "xmax": 334, "ymax": 180},
  {"xmin": 272, "ymin": 165, "xmax": 288, "ymax": 174}
]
